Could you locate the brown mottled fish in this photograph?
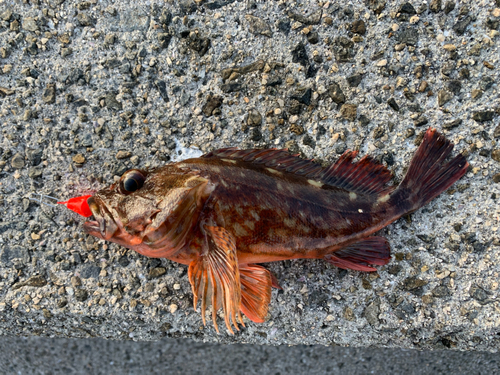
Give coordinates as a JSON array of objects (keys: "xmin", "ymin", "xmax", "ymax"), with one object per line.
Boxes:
[{"xmin": 83, "ymin": 128, "xmax": 468, "ymax": 333}]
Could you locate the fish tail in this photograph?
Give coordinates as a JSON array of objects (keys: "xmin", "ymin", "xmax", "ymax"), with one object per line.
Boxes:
[{"xmin": 390, "ymin": 128, "xmax": 468, "ymax": 213}]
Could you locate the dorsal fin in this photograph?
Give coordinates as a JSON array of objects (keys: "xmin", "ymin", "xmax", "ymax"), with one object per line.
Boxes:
[
  {"xmin": 203, "ymin": 148, "xmax": 323, "ymax": 177},
  {"xmin": 319, "ymin": 151, "xmax": 394, "ymax": 196},
  {"xmin": 203, "ymin": 148, "xmax": 394, "ymax": 196}
]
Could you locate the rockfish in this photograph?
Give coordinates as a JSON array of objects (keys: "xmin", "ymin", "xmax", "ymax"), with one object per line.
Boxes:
[{"xmin": 83, "ymin": 128, "xmax": 468, "ymax": 333}]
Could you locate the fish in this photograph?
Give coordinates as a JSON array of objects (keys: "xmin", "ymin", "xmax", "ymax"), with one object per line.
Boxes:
[{"xmin": 83, "ymin": 128, "xmax": 468, "ymax": 333}]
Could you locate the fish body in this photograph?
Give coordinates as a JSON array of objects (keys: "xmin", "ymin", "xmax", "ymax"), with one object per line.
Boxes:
[
  {"xmin": 84, "ymin": 129, "xmax": 468, "ymax": 333},
  {"xmin": 165, "ymin": 155, "xmax": 392, "ymax": 265}
]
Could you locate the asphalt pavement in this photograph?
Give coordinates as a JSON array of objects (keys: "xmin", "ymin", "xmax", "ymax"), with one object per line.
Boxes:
[{"xmin": 0, "ymin": 335, "xmax": 498, "ymax": 375}]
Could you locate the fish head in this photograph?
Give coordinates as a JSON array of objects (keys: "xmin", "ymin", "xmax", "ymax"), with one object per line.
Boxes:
[{"xmin": 83, "ymin": 166, "xmax": 214, "ymax": 258}]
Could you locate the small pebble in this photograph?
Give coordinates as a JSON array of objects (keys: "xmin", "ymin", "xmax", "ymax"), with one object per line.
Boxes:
[
  {"xmin": 116, "ymin": 150, "xmax": 132, "ymax": 159},
  {"xmin": 492, "ymin": 149, "xmax": 500, "ymax": 162},
  {"xmin": 11, "ymin": 153, "xmax": 25, "ymax": 169},
  {"xmin": 483, "ymin": 61, "xmax": 495, "ymax": 70},
  {"xmin": 72, "ymin": 154, "xmax": 85, "ymax": 164}
]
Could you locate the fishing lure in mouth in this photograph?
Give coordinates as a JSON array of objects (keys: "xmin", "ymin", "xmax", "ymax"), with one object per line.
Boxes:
[
  {"xmin": 31, "ymin": 194, "xmax": 93, "ymax": 217},
  {"xmin": 58, "ymin": 195, "xmax": 93, "ymax": 217},
  {"xmin": 33, "ymin": 128, "xmax": 469, "ymax": 334}
]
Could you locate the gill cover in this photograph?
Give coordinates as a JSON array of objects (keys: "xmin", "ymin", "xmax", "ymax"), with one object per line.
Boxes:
[{"xmin": 140, "ymin": 175, "xmax": 213, "ymax": 257}]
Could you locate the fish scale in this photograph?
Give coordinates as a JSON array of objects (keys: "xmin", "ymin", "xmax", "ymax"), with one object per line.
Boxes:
[{"xmin": 196, "ymin": 164, "xmax": 385, "ymax": 256}]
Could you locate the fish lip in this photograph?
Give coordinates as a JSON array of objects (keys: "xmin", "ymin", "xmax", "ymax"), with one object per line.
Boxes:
[
  {"xmin": 83, "ymin": 220, "xmax": 102, "ymax": 239},
  {"xmin": 83, "ymin": 196, "xmax": 115, "ymax": 240},
  {"xmin": 83, "ymin": 196, "xmax": 103, "ymax": 238}
]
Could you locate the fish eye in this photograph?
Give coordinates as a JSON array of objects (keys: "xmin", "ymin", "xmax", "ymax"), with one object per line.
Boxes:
[{"xmin": 119, "ymin": 170, "xmax": 146, "ymax": 194}]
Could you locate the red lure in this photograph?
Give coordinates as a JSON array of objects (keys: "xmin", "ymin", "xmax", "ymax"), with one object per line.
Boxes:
[{"xmin": 57, "ymin": 195, "xmax": 93, "ymax": 217}]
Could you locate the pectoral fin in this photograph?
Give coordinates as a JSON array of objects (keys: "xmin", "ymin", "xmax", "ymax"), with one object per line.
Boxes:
[
  {"xmin": 188, "ymin": 225, "xmax": 243, "ymax": 334},
  {"xmin": 239, "ymin": 264, "xmax": 272, "ymax": 323},
  {"xmin": 324, "ymin": 236, "xmax": 391, "ymax": 272}
]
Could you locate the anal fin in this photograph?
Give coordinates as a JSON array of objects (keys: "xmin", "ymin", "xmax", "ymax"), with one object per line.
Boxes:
[
  {"xmin": 324, "ymin": 236, "xmax": 391, "ymax": 272},
  {"xmin": 188, "ymin": 225, "xmax": 243, "ymax": 334},
  {"xmin": 239, "ymin": 264, "xmax": 272, "ymax": 323}
]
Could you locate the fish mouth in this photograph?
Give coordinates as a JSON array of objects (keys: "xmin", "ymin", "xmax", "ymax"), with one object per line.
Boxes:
[{"xmin": 83, "ymin": 197, "xmax": 118, "ymax": 240}]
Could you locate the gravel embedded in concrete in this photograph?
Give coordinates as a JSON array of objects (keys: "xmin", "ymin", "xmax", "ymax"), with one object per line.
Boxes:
[{"xmin": 0, "ymin": 0, "xmax": 499, "ymax": 351}]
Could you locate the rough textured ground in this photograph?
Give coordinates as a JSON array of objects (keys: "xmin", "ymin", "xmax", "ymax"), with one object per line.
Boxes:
[
  {"xmin": 2, "ymin": 336, "xmax": 500, "ymax": 375},
  {"xmin": 0, "ymin": 0, "xmax": 499, "ymax": 352}
]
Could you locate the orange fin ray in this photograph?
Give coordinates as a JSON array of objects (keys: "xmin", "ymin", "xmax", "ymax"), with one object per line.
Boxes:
[
  {"xmin": 188, "ymin": 225, "xmax": 242, "ymax": 334},
  {"xmin": 325, "ymin": 236, "xmax": 391, "ymax": 272},
  {"xmin": 239, "ymin": 264, "xmax": 272, "ymax": 323}
]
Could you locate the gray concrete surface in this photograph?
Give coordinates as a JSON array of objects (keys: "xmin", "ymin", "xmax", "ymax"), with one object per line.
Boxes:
[
  {"xmin": 1, "ymin": 335, "xmax": 500, "ymax": 375},
  {"xmin": 0, "ymin": 0, "xmax": 500, "ymax": 352}
]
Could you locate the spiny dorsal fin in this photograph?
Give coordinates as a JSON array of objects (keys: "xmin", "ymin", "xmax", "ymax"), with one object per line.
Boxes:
[
  {"xmin": 203, "ymin": 148, "xmax": 323, "ymax": 177},
  {"xmin": 203, "ymin": 148, "xmax": 394, "ymax": 196}
]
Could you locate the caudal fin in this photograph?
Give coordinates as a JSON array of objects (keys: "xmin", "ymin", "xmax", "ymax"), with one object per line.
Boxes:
[{"xmin": 391, "ymin": 128, "xmax": 468, "ymax": 213}]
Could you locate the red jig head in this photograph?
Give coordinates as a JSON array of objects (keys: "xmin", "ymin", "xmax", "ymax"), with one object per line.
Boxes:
[{"xmin": 57, "ymin": 195, "xmax": 93, "ymax": 217}]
